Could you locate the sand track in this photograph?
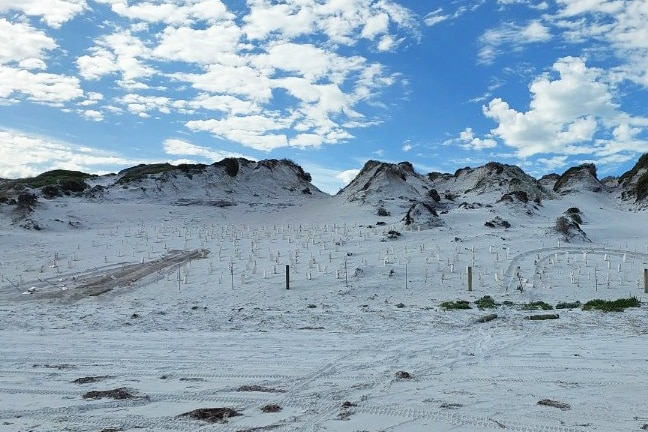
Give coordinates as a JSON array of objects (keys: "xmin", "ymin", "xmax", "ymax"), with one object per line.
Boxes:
[{"xmin": 6, "ymin": 248, "xmax": 209, "ymax": 301}]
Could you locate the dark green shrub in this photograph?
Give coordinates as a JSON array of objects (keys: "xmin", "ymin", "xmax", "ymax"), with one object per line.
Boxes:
[
  {"xmin": 555, "ymin": 216, "xmax": 571, "ymax": 235},
  {"xmin": 59, "ymin": 178, "xmax": 88, "ymax": 193},
  {"xmin": 637, "ymin": 172, "xmax": 648, "ymax": 201},
  {"xmin": 427, "ymin": 189, "xmax": 440, "ymax": 202},
  {"xmin": 475, "ymin": 295, "xmax": 496, "ymax": 309},
  {"xmin": 444, "ymin": 192, "xmax": 457, "ymax": 201},
  {"xmin": 619, "ymin": 153, "xmax": 648, "ymax": 185},
  {"xmin": 582, "ymin": 297, "xmax": 640, "ymax": 312},
  {"xmin": 41, "ymin": 185, "xmax": 61, "ymax": 198},
  {"xmin": 441, "ymin": 300, "xmax": 471, "ymax": 310},
  {"xmin": 520, "ymin": 301, "xmax": 553, "ymax": 311},
  {"xmin": 556, "ymin": 301, "xmax": 581, "ymax": 309},
  {"xmin": 215, "ymin": 158, "xmax": 240, "ymax": 177},
  {"xmin": 117, "ymin": 164, "xmax": 174, "ymax": 184}
]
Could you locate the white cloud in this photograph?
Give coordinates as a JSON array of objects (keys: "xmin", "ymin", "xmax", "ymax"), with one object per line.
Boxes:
[
  {"xmin": 283, "ymin": 162, "xmax": 356, "ymax": 194},
  {"xmin": 186, "ymin": 116, "xmax": 290, "ymax": 151},
  {"xmin": 444, "ymin": 128, "xmax": 497, "ymax": 151},
  {"xmin": 402, "ymin": 143, "xmax": 412, "ymax": 152},
  {"xmin": 479, "ymin": 20, "xmax": 551, "ymax": 63},
  {"xmin": 483, "ymin": 56, "xmax": 648, "ymax": 158},
  {"xmin": 108, "ymin": 0, "xmax": 232, "ymax": 24},
  {"xmin": 242, "ymin": 0, "xmax": 418, "ymax": 49},
  {"xmin": 77, "ymin": 49, "xmax": 119, "ymax": 80},
  {"xmin": 4, "ymin": 0, "xmax": 418, "ymax": 154},
  {"xmin": 0, "ymin": 67, "xmax": 83, "ymax": 106},
  {"xmin": 0, "ymin": 19, "xmax": 57, "ymax": 65},
  {"xmin": 80, "ymin": 109, "xmax": 103, "ymax": 121},
  {"xmin": 556, "ymin": 0, "xmax": 625, "ymax": 17},
  {"xmin": 174, "ymin": 64, "xmax": 273, "ymax": 103},
  {"xmin": 361, "ymin": 12, "xmax": 390, "ymax": 40},
  {"xmin": 424, "ymin": 8, "xmax": 449, "ymax": 26},
  {"xmin": 290, "ymin": 134, "xmax": 323, "ymax": 148},
  {"xmin": 152, "ymin": 23, "xmax": 242, "ymax": 65},
  {"xmin": 337, "ymin": 168, "xmax": 359, "ymax": 185},
  {"xmin": 0, "ymin": 0, "xmax": 87, "ymax": 28},
  {"xmin": 0, "ymin": 16, "xmax": 88, "ymax": 108},
  {"xmin": 163, "ymin": 138, "xmax": 250, "ymax": 161},
  {"xmin": 78, "ymin": 29, "xmax": 154, "ymax": 84},
  {"xmin": 550, "ymin": 1, "xmax": 648, "ymax": 88},
  {"xmin": 185, "ymin": 94, "xmax": 260, "ymax": 116},
  {"xmin": 117, "ymin": 93, "xmax": 172, "ymax": 116},
  {"xmin": 0, "ymin": 128, "xmax": 132, "ymax": 178},
  {"xmin": 536, "ymin": 155, "xmax": 569, "ymax": 173}
]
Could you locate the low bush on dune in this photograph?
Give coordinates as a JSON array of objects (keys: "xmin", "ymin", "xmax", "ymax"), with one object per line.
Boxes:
[
  {"xmin": 582, "ymin": 297, "xmax": 640, "ymax": 312},
  {"xmin": 475, "ymin": 295, "xmax": 496, "ymax": 309},
  {"xmin": 440, "ymin": 300, "xmax": 471, "ymax": 310},
  {"xmin": 555, "ymin": 301, "xmax": 581, "ymax": 309},
  {"xmin": 520, "ymin": 301, "xmax": 553, "ymax": 311}
]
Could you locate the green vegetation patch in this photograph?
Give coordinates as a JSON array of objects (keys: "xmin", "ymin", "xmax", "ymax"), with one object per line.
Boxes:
[
  {"xmin": 475, "ymin": 295, "xmax": 496, "ymax": 309},
  {"xmin": 117, "ymin": 163, "xmax": 176, "ymax": 184},
  {"xmin": 636, "ymin": 172, "xmax": 648, "ymax": 201},
  {"xmin": 619, "ymin": 153, "xmax": 648, "ymax": 185},
  {"xmin": 520, "ymin": 301, "xmax": 553, "ymax": 311},
  {"xmin": 555, "ymin": 301, "xmax": 581, "ymax": 309},
  {"xmin": 440, "ymin": 300, "xmax": 471, "ymax": 310},
  {"xmin": 582, "ymin": 297, "xmax": 640, "ymax": 312},
  {"xmin": 1, "ymin": 169, "xmax": 94, "ymax": 194}
]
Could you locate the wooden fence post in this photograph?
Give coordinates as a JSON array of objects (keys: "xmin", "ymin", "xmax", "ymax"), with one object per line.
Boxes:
[
  {"xmin": 467, "ymin": 266, "xmax": 473, "ymax": 292},
  {"xmin": 286, "ymin": 264, "xmax": 290, "ymax": 290}
]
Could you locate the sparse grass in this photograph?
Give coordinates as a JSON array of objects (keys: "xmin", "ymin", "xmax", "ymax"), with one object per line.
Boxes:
[
  {"xmin": 520, "ymin": 301, "xmax": 553, "ymax": 311},
  {"xmin": 582, "ymin": 297, "xmax": 640, "ymax": 312},
  {"xmin": 440, "ymin": 300, "xmax": 471, "ymax": 310},
  {"xmin": 475, "ymin": 295, "xmax": 496, "ymax": 309}
]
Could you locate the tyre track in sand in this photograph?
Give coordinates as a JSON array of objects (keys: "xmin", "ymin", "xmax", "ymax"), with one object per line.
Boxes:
[{"xmin": 5, "ymin": 249, "xmax": 209, "ymax": 301}]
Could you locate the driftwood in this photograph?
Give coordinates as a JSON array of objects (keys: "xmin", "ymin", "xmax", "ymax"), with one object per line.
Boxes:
[
  {"xmin": 475, "ymin": 313, "xmax": 498, "ymax": 323},
  {"xmin": 538, "ymin": 399, "xmax": 570, "ymax": 410},
  {"xmin": 527, "ymin": 314, "xmax": 560, "ymax": 320}
]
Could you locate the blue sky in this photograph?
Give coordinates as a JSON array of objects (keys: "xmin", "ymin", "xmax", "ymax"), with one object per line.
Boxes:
[{"xmin": 1, "ymin": 0, "xmax": 648, "ymax": 194}]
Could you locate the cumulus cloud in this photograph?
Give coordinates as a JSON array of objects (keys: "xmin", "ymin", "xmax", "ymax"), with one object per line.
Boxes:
[
  {"xmin": 0, "ymin": 0, "xmax": 87, "ymax": 28},
  {"xmin": 78, "ymin": 29, "xmax": 154, "ymax": 83},
  {"xmin": 0, "ymin": 0, "xmax": 419, "ymax": 156},
  {"xmin": 483, "ymin": 56, "xmax": 648, "ymax": 158},
  {"xmin": 0, "ymin": 67, "xmax": 83, "ymax": 106},
  {"xmin": 0, "ymin": 128, "xmax": 132, "ymax": 178},
  {"xmin": 0, "ymin": 19, "xmax": 57, "ymax": 65},
  {"xmin": 458, "ymin": 128, "xmax": 498, "ymax": 151},
  {"xmin": 551, "ymin": 0, "xmax": 648, "ymax": 88},
  {"xmin": 0, "ymin": 17, "xmax": 87, "ymax": 107}
]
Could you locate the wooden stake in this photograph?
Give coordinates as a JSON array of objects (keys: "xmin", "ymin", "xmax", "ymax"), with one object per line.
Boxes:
[
  {"xmin": 286, "ymin": 264, "xmax": 290, "ymax": 290},
  {"xmin": 467, "ymin": 266, "xmax": 473, "ymax": 291}
]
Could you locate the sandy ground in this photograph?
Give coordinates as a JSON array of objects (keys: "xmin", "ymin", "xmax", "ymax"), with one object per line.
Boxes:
[{"xmin": 2, "ymin": 200, "xmax": 648, "ymax": 431}]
